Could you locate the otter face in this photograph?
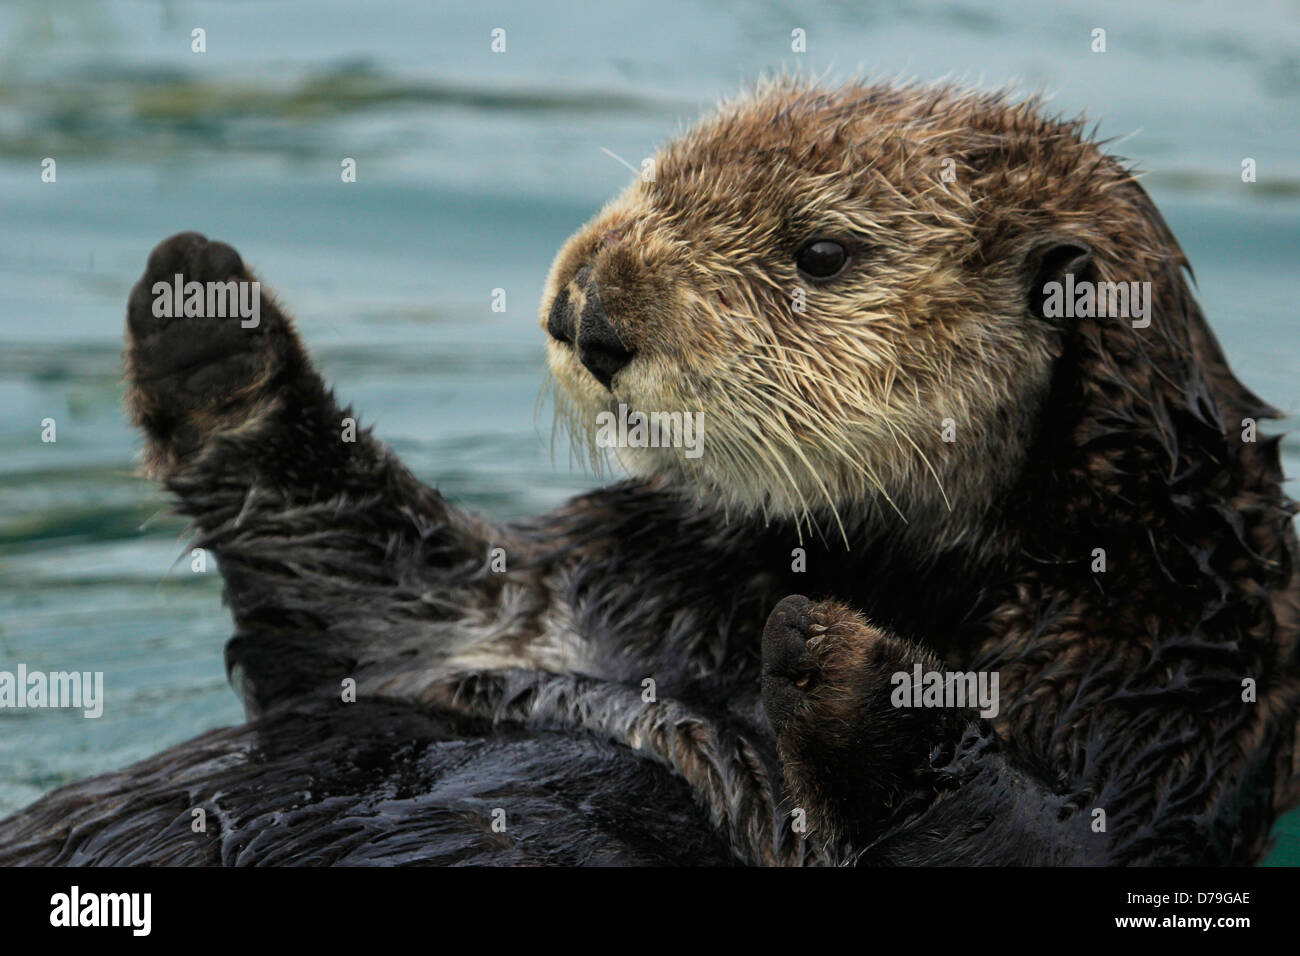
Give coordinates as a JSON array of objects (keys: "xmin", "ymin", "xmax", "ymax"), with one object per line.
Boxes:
[{"xmin": 541, "ymin": 81, "xmax": 1112, "ymax": 543}]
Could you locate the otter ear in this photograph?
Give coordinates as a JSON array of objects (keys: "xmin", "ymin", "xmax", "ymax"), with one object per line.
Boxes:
[{"xmin": 1025, "ymin": 240, "xmax": 1094, "ymax": 322}]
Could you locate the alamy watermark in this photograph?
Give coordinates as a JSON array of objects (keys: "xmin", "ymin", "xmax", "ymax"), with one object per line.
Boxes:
[
  {"xmin": 1042, "ymin": 276, "xmax": 1151, "ymax": 329},
  {"xmin": 50, "ymin": 886, "xmax": 150, "ymax": 936},
  {"xmin": 890, "ymin": 664, "xmax": 999, "ymax": 718},
  {"xmin": 595, "ymin": 403, "xmax": 704, "ymax": 459},
  {"xmin": 0, "ymin": 664, "xmax": 103, "ymax": 718},
  {"xmin": 151, "ymin": 274, "xmax": 260, "ymax": 328}
]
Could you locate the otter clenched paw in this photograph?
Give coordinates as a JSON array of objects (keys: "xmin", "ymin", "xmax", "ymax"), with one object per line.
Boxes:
[
  {"xmin": 761, "ymin": 594, "xmax": 972, "ymax": 843},
  {"xmin": 760, "ymin": 594, "xmax": 890, "ymax": 738}
]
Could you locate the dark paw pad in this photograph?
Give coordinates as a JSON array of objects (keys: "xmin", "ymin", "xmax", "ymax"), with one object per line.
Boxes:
[
  {"xmin": 126, "ymin": 232, "xmax": 283, "ymax": 415},
  {"xmin": 761, "ymin": 596, "xmax": 840, "ymax": 731},
  {"xmin": 128, "ymin": 232, "xmax": 252, "ymax": 339}
]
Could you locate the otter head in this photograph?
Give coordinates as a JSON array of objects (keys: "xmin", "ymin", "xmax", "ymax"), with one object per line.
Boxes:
[{"xmin": 540, "ymin": 80, "xmax": 1198, "ymax": 547}]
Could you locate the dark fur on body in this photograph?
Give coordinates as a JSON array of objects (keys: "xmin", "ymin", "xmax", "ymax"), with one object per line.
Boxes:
[{"xmin": 2, "ymin": 81, "xmax": 1299, "ymax": 866}]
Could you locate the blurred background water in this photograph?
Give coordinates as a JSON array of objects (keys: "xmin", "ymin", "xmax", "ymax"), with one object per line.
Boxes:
[{"xmin": 0, "ymin": 0, "xmax": 1297, "ymax": 861}]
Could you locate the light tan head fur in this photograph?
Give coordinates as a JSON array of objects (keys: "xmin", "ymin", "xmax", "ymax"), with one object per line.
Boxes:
[{"xmin": 541, "ymin": 78, "xmax": 1183, "ymax": 547}]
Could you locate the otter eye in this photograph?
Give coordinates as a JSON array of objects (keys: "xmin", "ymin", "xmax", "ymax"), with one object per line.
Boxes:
[{"xmin": 796, "ymin": 239, "xmax": 848, "ymax": 280}]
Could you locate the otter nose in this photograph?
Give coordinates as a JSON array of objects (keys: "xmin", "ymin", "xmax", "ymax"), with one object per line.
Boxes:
[
  {"xmin": 546, "ymin": 286, "xmax": 575, "ymax": 345},
  {"xmin": 576, "ymin": 293, "xmax": 635, "ymax": 390}
]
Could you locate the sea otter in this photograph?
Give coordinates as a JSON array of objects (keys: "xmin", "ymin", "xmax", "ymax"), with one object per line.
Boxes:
[{"xmin": 1, "ymin": 79, "xmax": 1297, "ymax": 866}]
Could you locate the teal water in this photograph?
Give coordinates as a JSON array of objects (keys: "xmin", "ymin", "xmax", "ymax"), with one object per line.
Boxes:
[{"xmin": 1, "ymin": 0, "xmax": 1298, "ymax": 862}]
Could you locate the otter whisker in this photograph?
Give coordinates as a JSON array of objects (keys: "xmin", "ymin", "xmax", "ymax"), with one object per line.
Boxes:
[
  {"xmin": 598, "ymin": 147, "xmax": 642, "ymax": 178},
  {"xmin": 883, "ymin": 416, "xmax": 952, "ymax": 514},
  {"xmin": 730, "ymin": 408, "xmax": 820, "ymax": 542},
  {"xmin": 734, "ymin": 388, "xmax": 852, "ymax": 545}
]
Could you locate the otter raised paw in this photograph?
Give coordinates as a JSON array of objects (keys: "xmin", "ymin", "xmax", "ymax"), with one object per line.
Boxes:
[
  {"xmin": 125, "ymin": 232, "xmax": 307, "ymax": 470},
  {"xmin": 123, "ymin": 231, "xmax": 447, "ymax": 522},
  {"xmin": 122, "ymin": 233, "xmax": 466, "ymax": 715}
]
